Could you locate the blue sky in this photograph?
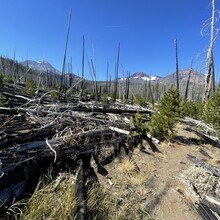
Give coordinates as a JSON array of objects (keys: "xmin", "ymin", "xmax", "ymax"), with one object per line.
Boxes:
[{"xmin": 0, "ymin": 0, "xmax": 220, "ymax": 80}]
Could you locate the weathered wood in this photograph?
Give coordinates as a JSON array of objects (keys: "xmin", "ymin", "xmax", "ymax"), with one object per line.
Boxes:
[
  {"xmin": 201, "ymin": 196, "xmax": 220, "ymax": 214},
  {"xmin": 0, "ymin": 82, "xmax": 155, "ymax": 218},
  {"xmin": 187, "ymin": 154, "xmax": 220, "ymax": 177},
  {"xmin": 144, "ymin": 134, "xmax": 160, "ymax": 153},
  {"xmin": 185, "ymin": 127, "xmax": 220, "ymax": 148},
  {"xmin": 74, "ymin": 160, "xmax": 87, "ymax": 220},
  {"xmin": 92, "ymin": 152, "xmax": 108, "ymax": 176},
  {"xmin": 109, "ymin": 126, "xmax": 130, "ymax": 135},
  {"xmin": 181, "ymin": 117, "xmax": 217, "ymax": 135}
]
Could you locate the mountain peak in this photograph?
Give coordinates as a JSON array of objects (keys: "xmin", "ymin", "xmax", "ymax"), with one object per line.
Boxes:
[
  {"xmin": 20, "ymin": 60, "xmax": 60, "ymax": 74},
  {"xmin": 131, "ymin": 72, "xmax": 147, "ymax": 78},
  {"xmin": 120, "ymin": 71, "xmax": 159, "ymax": 82},
  {"xmin": 159, "ymin": 69, "xmax": 205, "ymax": 83}
]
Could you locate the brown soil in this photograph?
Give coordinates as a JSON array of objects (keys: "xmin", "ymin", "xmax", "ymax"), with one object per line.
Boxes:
[{"xmin": 97, "ymin": 123, "xmax": 220, "ymax": 220}]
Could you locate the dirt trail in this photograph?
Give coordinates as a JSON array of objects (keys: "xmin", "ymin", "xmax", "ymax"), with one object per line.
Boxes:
[
  {"xmin": 132, "ymin": 125, "xmax": 207, "ymax": 220},
  {"xmin": 98, "ymin": 123, "xmax": 220, "ymax": 219},
  {"xmin": 146, "ymin": 145, "xmax": 199, "ymax": 219}
]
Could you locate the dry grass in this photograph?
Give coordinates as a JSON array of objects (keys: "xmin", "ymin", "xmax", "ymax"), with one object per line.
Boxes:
[
  {"xmin": 100, "ymin": 157, "xmax": 154, "ymax": 219},
  {"xmin": 21, "ymin": 173, "xmax": 76, "ymax": 220},
  {"xmin": 117, "ymin": 158, "xmax": 136, "ymax": 173},
  {"xmin": 19, "ymin": 167, "xmax": 153, "ymax": 220},
  {"xmin": 130, "ymin": 173, "xmax": 147, "ymax": 186},
  {"xmin": 19, "ymin": 157, "xmax": 153, "ymax": 220}
]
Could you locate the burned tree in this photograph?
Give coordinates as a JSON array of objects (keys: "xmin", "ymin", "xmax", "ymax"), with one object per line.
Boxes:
[
  {"xmin": 60, "ymin": 8, "xmax": 72, "ymax": 93},
  {"xmin": 174, "ymin": 38, "xmax": 179, "ymax": 96},
  {"xmin": 125, "ymin": 71, "xmax": 130, "ymax": 100},
  {"xmin": 113, "ymin": 43, "xmax": 120, "ymax": 102},
  {"xmin": 80, "ymin": 35, "xmax": 85, "ymax": 98},
  {"xmin": 185, "ymin": 60, "xmax": 193, "ymax": 100},
  {"xmin": 202, "ymin": 0, "xmax": 219, "ymax": 104}
]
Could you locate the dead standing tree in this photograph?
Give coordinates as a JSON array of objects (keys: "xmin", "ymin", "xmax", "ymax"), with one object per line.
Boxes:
[
  {"xmin": 202, "ymin": 0, "xmax": 220, "ymax": 104},
  {"xmin": 60, "ymin": 8, "xmax": 72, "ymax": 94},
  {"xmin": 185, "ymin": 59, "xmax": 193, "ymax": 100},
  {"xmin": 113, "ymin": 43, "xmax": 120, "ymax": 102},
  {"xmin": 105, "ymin": 62, "xmax": 109, "ymax": 94},
  {"xmin": 80, "ymin": 35, "xmax": 85, "ymax": 99},
  {"xmin": 125, "ymin": 71, "xmax": 130, "ymax": 100},
  {"xmin": 174, "ymin": 38, "xmax": 180, "ymax": 96}
]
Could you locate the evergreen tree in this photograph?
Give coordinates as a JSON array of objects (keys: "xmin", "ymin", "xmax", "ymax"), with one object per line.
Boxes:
[
  {"xmin": 148, "ymin": 86, "xmax": 180, "ymax": 140},
  {"xmin": 179, "ymin": 100, "xmax": 203, "ymax": 120},
  {"xmin": 22, "ymin": 77, "xmax": 36, "ymax": 96},
  {"xmin": 203, "ymin": 88, "xmax": 220, "ymax": 137}
]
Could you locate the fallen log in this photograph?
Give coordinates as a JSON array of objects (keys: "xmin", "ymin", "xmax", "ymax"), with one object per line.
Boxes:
[
  {"xmin": 181, "ymin": 117, "xmax": 217, "ymax": 135},
  {"xmin": 185, "ymin": 127, "xmax": 220, "ymax": 149},
  {"xmin": 201, "ymin": 196, "xmax": 220, "ymax": 215},
  {"xmin": 74, "ymin": 159, "xmax": 87, "ymax": 220},
  {"xmin": 187, "ymin": 154, "xmax": 220, "ymax": 177}
]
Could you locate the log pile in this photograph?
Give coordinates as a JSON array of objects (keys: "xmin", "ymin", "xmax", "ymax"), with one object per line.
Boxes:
[{"xmin": 0, "ymin": 85, "xmax": 155, "ymax": 218}]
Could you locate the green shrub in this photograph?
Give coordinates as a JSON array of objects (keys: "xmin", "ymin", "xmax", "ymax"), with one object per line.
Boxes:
[
  {"xmin": 147, "ymin": 86, "xmax": 180, "ymax": 140},
  {"xmin": 202, "ymin": 88, "xmax": 220, "ymax": 137},
  {"xmin": 0, "ymin": 73, "xmax": 3, "ymax": 86},
  {"xmin": 134, "ymin": 95, "xmax": 149, "ymax": 107},
  {"xmin": 132, "ymin": 113, "xmax": 148, "ymax": 135},
  {"xmin": 180, "ymin": 100, "xmax": 203, "ymax": 120},
  {"xmin": 22, "ymin": 77, "xmax": 36, "ymax": 96},
  {"xmin": 101, "ymin": 94, "xmax": 110, "ymax": 108},
  {"xmin": 4, "ymin": 75, "xmax": 14, "ymax": 84},
  {"xmin": 0, "ymin": 92, "xmax": 8, "ymax": 107}
]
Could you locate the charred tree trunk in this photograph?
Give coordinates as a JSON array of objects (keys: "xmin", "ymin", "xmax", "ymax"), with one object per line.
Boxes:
[
  {"xmin": 74, "ymin": 159, "xmax": 87, "ymax": 220},
  {"xmin": 105, "ymin": 62, "xmax": 109, "ymax": 94},
  {"xmin": 80, "ymin": 35, "xmax": 85, "ymax": 98},
  {"xmin": 185, "ymin": 60, "xmax": 193, "ymax": 100},
  {"xmin": 125, "ymin": 71, "xmax": 130, "ymax": 100},
  {"xmin": 175, "ymin": 38, "xmax": 179, "ymax": 96},
  {"xmin": 113, "ymin": 43, "xmax": 120, "ymax": 102},
  {"xmin": 60, "ymin": 8, "xmax": 72, "ymax": 93}
]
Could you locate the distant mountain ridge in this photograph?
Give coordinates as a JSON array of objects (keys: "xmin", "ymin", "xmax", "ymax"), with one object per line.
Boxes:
[
  {"xmin": 20, "ymin": 59, "xmax": 205, "ymax": 84},
  {"xmin": 120, "ymin": 72, "xmax": 160, "ymax": 83},
  {"xmin": 20, "ymin": 60, "xmax": 82, "ymax": 81},
  {"xmin": 160, "ymin": 69, "xmax": 205, "ymax": 84},
  {"xmin": 20, "ymin": 60, "xmax": 61, "ymax": 74},
  {"xmin": 119, "ymin": 69, "xmax": 205, "ymax": 84}
]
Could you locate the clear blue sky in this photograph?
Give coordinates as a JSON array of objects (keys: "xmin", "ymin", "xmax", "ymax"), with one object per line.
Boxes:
[{"xmin": 0, "ymin": 0, "xmax": 220, "ymax": 80}]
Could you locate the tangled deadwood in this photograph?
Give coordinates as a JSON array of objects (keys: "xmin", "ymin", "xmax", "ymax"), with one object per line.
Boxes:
[{"xmin": 0, "ymin": 85, "xmax": 155, "ymax": 218}]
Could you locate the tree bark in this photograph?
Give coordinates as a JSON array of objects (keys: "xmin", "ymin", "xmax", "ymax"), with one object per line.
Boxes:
[{"xmin": 204, "ymin": 0, "xmax": 215, "ymax": 104}]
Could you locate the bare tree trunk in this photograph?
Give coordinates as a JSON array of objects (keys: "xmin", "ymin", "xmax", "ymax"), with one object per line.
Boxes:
[
  {"xmin": 105, "ymin": 62, "xmax": 109, "ymax": 94},
  {"xmin": 174, "ymin": 39, "xmax": 179, "ymax": 95},
  {"xmin": 80, "ymin": 35, "xmax": 85, "ymax": 98},
  {"xmin": 125, "ymin": 71, "xmax": 130, "ymax": 100},
  {"xmin": 204, "ymin": 0, "xmax": 215, "ymax": 104},
  {"xmin": 60, "ymin": 8, "xmax": 72, "ymax": 93},
  {"xmin": 149, "ymin": 79, "xmax": 154, "ymax": 110},
  {"xmin": 109, "ymin": 74, "xmax": 111, "ymax": 96},
  {"xmin": 91, "ymin": 59, "xmax": 98, "ymax": 101},
  {"xmin": 113, "ymin": 43, "xmax": 120, "ymax": 102},
  {"xmin": 185, "ymin": 59, "xmax": 193, "ymax": 100}
]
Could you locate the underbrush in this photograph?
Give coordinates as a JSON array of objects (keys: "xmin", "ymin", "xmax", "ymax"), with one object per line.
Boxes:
[
  {"xmin": 19, "ymin": 159, "xmax": 153, "ymax": 220},
  {"xmin": 21, "ymin": 173, "xmax": 76, "ymax": 220}
]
